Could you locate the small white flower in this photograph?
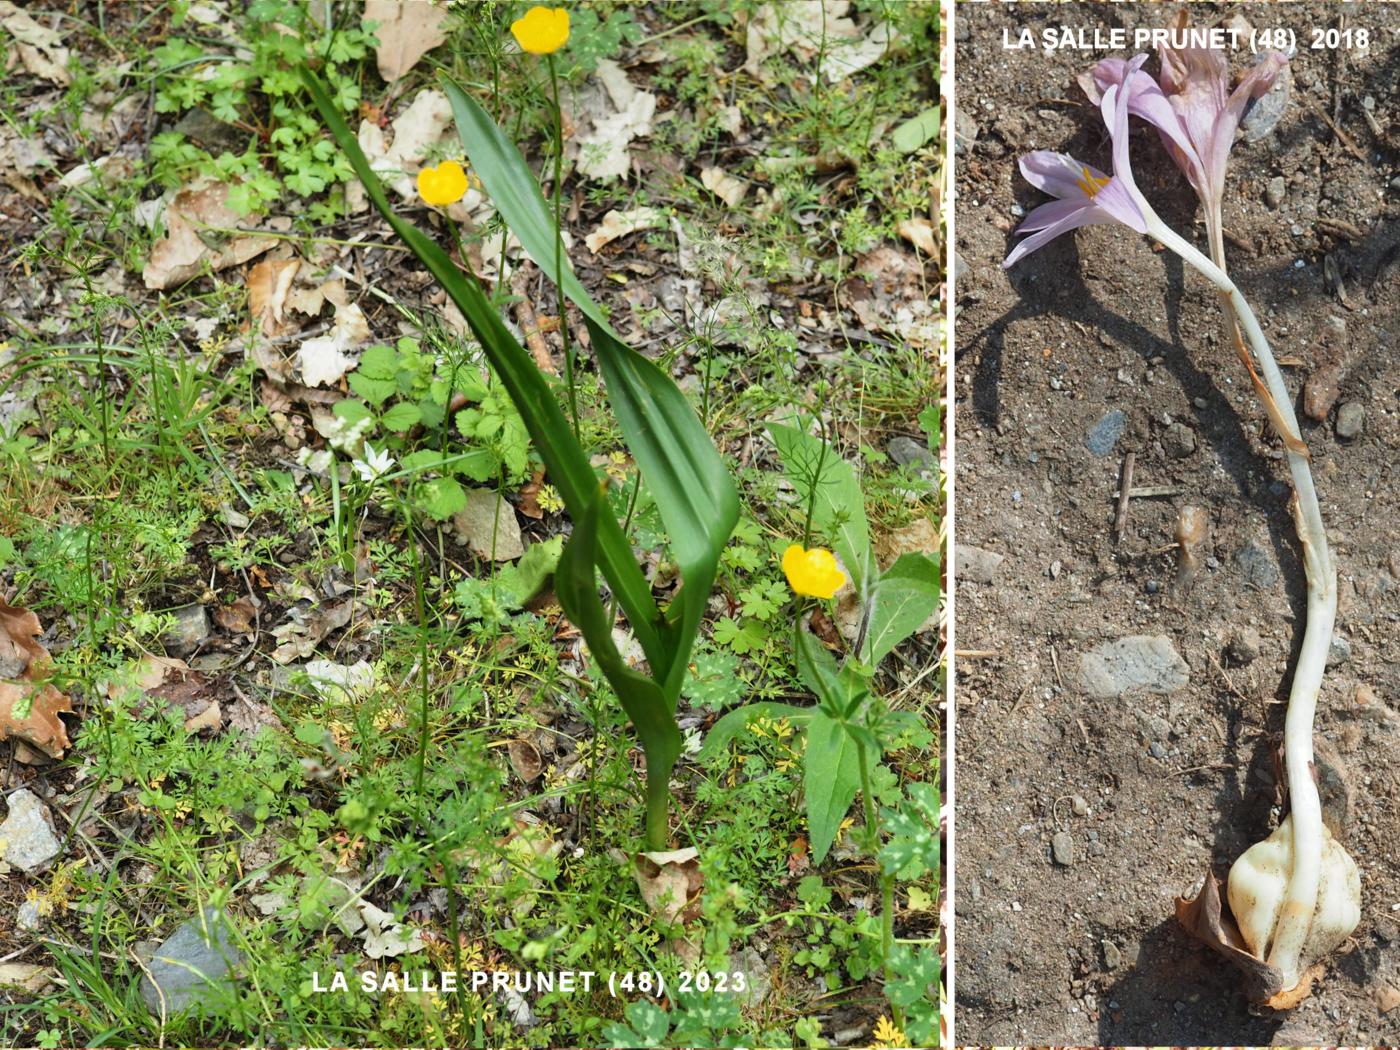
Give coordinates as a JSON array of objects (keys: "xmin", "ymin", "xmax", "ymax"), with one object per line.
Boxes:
[{"xmin": 352, "ymin": 443, "xmax": 394, "ymax": 483}]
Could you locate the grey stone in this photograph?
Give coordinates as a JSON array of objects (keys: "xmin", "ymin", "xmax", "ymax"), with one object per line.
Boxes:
[
  {"xmin": 1163, "ymin": 421, "xmax": 1196, "ymax": 458},
  {"xmin": 139, "ymin": 906, "xmax": 242, "ymax": 1016},
  {"xmin": 1227, "ymin": 626, "xmax": 1262, "ymax": 666},
  {"xmin": 161, "ymin": 605, "xmax": 210, "ymax": 654},
  {"xmin": 1329, "ymin": 633, "xmax": 1352, "ymax": 667},
  {"xmin": 1336, "ymin": 401, "xmax": 1364, "ymax": 439},
  {"xmin": 1235, "ymin": 540, "xmax": 1281, "ymax": 589},
  {"xmin": 451, "ymin": 489, "xmax": 525, "ymax": 561},
  {"xmin": 1243, "ymin": 65, "xmax": 1289, "ymax": 142},
  {"xmin": 0, "ymin": 789, "xmax": 61, "ymax": 872},
  {"xmin": 1084, "ymin": 409, "xmax": 1127, "ymax": 457},
  {"xmin": 954, "ymin": 106, "xmax": 978, "ymax": 154},
  {"xmin": 733, "ymin": 946, "xmax": 771, "ymax": 1007},
  {"xmin": 1071, "ymin": 794, "xmax": 1088, "ymax": 817},
  {"xmin": 955, "ymin": 545, "xmax": 1004, "ymax": 584},
  {"xmin": 1103, "ymin": 939, "xmax": 1122, "ymax": 970},
  {"xmin": 953, "ymin": 251, "xmax": 969, "ymax": 285},
  {"xmin": 1051, "ymin": 831, "xmax": 1074, "ymax": 867},
  {"xmin": 17, "ymin": 898, "xmax": 43, "ymax": 931},
  {"xmin": 887, "ymin": 436, "xmax": 934, "ymax": 471},
  {"xmin": 1265, "ymin": 176, "xmax": 1286, "ymax": 209},
  {"xmin": 1080, "ymin": 635, "xmax": 1189, "ymax": 699},
  {"xmin": 1150, "ymin": 741, "xmax": 1168, "ymax": 760}
]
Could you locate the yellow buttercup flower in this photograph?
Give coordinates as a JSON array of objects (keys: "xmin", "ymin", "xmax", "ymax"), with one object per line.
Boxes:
[
  {"xmin": 511, "ymin": 6, "xmax": 569, "ymax": 55},
  {"xmin": 782, "ymin": 544, "xmax": 846, "ymax": 599},
  {"xmin": 417, "ymin": 160, "xmax": 469, "ymax": 206}
]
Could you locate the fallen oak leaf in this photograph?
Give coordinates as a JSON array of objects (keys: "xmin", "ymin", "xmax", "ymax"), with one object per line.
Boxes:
[
  {"xmin": 364, "ymin": 0, "xmax": 450, "ymax": 82},
  {"xmin": 0, "ymin": 1, "xmax": 71, "ymax": 85},
  {"xmin": 247, "ymin": 255, "xmax": 301, "ymax": 337},
  {"xmin": 0, "ymin": 598, "xmax": 73, "ymax": 758},
  {"xmin": 585, "ymin": 206, "xmax": 664, "ymax": 253},
  {"xmin": 143, "ymin": 179, "xmax": 278, "ymax": 290}
]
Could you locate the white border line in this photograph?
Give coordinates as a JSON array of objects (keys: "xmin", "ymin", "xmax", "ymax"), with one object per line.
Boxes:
[{"xmin": 942, "ymin": 0, "xmax": 957, "ymax": 1045}]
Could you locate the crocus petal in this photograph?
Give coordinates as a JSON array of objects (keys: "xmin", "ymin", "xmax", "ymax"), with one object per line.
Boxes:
[
  {"xmin": 1091, "ymin": 178, "xmax": 1148, "ymax": 233},
  {"xmin": 1003, "ymin": 206, "xmax": 1111, "ymax": 268},
  {"xmin": 1019, "ymin": 150, "xmax": 1108, "ymax": 202},
  {"xmin": 1207, "ymin": 51, "xmax": 1289, "ymax": 196},
  {"xmin": 1101, "ymin": 56, "xmax": 1150, "ymax": 201},
  {"xmin": 1013, "ymin": 197, "xmax": 1093, "ymax": 235}
]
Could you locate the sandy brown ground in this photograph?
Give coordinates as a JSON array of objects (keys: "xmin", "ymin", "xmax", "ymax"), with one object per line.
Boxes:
[{"xmin": 953, "ymin": 1, "xmax": 1399, "ymax": 1044}]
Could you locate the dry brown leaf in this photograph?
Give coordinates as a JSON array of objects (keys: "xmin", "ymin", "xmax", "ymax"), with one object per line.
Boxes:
[
  {"xmin": 700, "ymin": 166, "xmax": 748, "ymax": 207},
  {"xmin": 0, "ymin": 598, "xmax": 73, "ymax": 758},
  {"xmin": 296, "ymin": 301, "xmax": 371, "ymax": 388},
  {"xmin": 214, "ymin": 597, "xmax": 257, "ymax": 635},
  {"xmin": 247, "ymin": 256, "xmax": 302, "ymax": 337},
  {"xmin": 270, "ymin": 600, "xmax": 354, "ymax": 664},
  {"xmin": 507, "ymin": 738, "xmax": 543, "ymax": 783},
  {"xmin": 364, "ymin": 0, "xmax": 450, "ymax": 82},
  {"xmin": 0, "ymin": 1, "xmax": 71, "ymax": 85},
  {"xmin": 516, "ymin": 471, "xmax": 547, "ymax": 519},
  {"xmin": 574, "ymin": 60, "xmax": 656, "ymax": 182},
  {"xmin": 896, "ymin": 217, "xmax": 937, "ymax": 257},
  {"xmin": 1176, "ymin": 868, "xmax": 1290, "ymax": 1004},
  {"xmin": 144, "ymin": 180, "xmax": 277, "ymax": 290},
  {"xmin": 633, "ymin": 847, "xmax": 703, "ymax": 925},
  {"xmin": 184, "ymin": 701, "xmax": 223, "ymax": 735},
  {"xmin": 584, "ymin": 206, "xmax": 664, "ymax": 253}
]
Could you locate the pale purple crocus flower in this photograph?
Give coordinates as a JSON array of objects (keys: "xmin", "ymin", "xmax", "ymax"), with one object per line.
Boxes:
[
  {"xmin": 1087, "ymin": 42, "xmax": 1287, "ymax": 266},
  {"xmin": 1006, "ymin": 54, "xmax": 1176, "ymax": 270}
]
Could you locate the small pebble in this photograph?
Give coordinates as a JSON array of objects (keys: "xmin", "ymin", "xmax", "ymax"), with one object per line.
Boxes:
[
  {"xmin": 1329, "ymin": 634, "xmax": 1352, "ymax": 667},
  {"xmin": 1227, "ymin": 626, "xmax": 1262, "ymax": 666},
  {"xmin": 1265, "ymin": 176, "xmax": 1286, "ymax": 209},
  {"xmin": 1149, "ymin": 741, "xmax": 1167, "ymax": 760},
  {"xmin": 1335, "ymin": 401, "xmax": 1365, "ymax": 440},
  {"xmin": 1163, "ymin": 421, "xmax": 1196, "ymax": 458},
  {"xmin": 1103, "ymin": 939, "xmax": 1123, "ymax": 970},
  {"xmin": 1145, "ymin": 580, "xmax": 1160, "ymax": 594},
  {"xmin": 1085, "ymin": 409, "xmax": 1127, "ymax": 457},
  {"xmin": 1051, "ymin": 831, "xmax": 1074, "ymax": 867},
  {"xmin": 1070, "ymin": 794, "xmax": 1089, "ymax": 817}
]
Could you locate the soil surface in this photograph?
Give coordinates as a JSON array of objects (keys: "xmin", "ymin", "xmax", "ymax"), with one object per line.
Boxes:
[{"xmin": 953, "ymin": 2, "xmax": 1399, "ymax": 1044}]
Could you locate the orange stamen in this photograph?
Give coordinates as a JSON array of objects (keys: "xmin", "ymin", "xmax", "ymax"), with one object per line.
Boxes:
[{"xmin": 1076, "ymin": 166, "xmax": 1111, "ymax": 199}]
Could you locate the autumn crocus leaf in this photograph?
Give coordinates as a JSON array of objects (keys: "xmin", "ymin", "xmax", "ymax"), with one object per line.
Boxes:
[
  {"xmin": 0, "ymin": 598, "xmax": 73, "ymax": 758},
  {"xmin": 364, "ymin": 0, "xmax": 450, "ymax": 82}
]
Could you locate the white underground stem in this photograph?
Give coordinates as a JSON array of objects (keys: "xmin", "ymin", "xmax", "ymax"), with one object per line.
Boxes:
[{"xmin": 1153, "ymin": 217, "xmax": 1336, "ymax": 989}]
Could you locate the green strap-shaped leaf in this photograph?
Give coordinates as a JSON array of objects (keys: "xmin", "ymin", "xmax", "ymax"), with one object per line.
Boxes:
[
  {"xmin": 555, "ymin": 485, "xmax": 683, "ymax": 850},
  {"xmin": 444, "ymin": 78, "xmax": 739, "ymax": 702},
  {"xmin": 864, "ymin": 550, "xmax": 941, "ymax": 664},
  {"xmin": 298, "ymin": 67, "xmax": 666, "ymax": 672},
  {"xmin": 804, "ymin": 709, "xmax": 866, "ymax": 864},
  {"xmin": 696, "ymin": 702, "xmax": 814, "ymax": 763}
]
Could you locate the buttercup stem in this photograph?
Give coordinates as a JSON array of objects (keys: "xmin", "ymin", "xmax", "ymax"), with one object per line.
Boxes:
[
  {"xmin": 547, "ymin": 53, "xmax": 579, "ymax": 438},
  {"xmin": 855, "ymin": 736, "xmax": 901, "ymax": 1027}
]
